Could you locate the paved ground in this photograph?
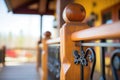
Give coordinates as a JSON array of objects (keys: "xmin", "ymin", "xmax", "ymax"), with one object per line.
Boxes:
[{"xmin": 0, "ymin": 63, "xmax": 40, "ymax": 80}]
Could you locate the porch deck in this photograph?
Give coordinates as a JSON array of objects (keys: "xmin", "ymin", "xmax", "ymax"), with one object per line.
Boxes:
[{"xmin": 0, "ymin": 63, "xmax": 40, "ymax": 80}]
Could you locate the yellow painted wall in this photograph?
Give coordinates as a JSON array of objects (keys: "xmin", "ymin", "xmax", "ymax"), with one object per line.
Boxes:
[
  {"xmin": 75, "ymin": 0, "xmax": 120, "ymax": 26},
  {"xmin": 74, "ymin": 0, "xmax": 120, "ymax": 72}
]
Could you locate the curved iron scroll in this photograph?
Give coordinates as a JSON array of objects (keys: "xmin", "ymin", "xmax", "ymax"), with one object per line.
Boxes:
[
  {"xmin": 73, "ymin": 48, "xmax": 96, "ymax": 80},
  {"xmin": 111, "ymin": 49, "xmax": 120, "ymax": 80}
]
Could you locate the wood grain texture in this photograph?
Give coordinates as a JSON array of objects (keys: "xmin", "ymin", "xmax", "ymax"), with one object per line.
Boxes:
[
  {"xmin": 71, "ymin": 21, "xmax": 120, "ymax": 41},
  {"xmin": 63, "ymin": 3, "xmax": 86, "ymax": 22},
  {"xmin": 41, "ymin": 38, "xmax": 48, "ymax": 80},
  {"xmin": 39, "ymin": 0, "xmax": 47, "ymax": 13},
  {"xmin": 60, "ymin": 22, "xmax": 89, "ymax": 80}
]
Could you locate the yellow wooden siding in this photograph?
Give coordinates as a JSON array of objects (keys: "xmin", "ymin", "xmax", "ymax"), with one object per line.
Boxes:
[{"xmin": 75, "ymin": 0, "xmax": 120, "ymax": 26}]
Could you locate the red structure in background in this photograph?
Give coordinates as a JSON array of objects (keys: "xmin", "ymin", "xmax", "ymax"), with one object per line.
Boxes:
[{"xmin": 6, "ymin": 50, "xmax": 18, "ymax": 58}]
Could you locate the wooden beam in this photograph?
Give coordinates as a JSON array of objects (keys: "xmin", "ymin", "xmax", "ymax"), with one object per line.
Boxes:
[
  {"xmin": 13, "ymin": 8, "xmax": 54, "ymax": 15},
  {"xmin": 39, "ymin": 0, "xmax": 47, "ymax": 13},
  {"xmin": 13, "ymin": 0, "xmax": 39, "ymax": 11},
  {"xmin": 6, "ymin": 0, "xmax": 55, "ymax": 15}
]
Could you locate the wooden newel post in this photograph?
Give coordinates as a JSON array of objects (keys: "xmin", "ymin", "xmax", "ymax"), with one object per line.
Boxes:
[
  {"xmin": 60, "ymin": 3, "xmax": 89, "ymax": 80},
  {"xmin": 41, "ymin": 31, "xmax": 51, "ymax": 80}
]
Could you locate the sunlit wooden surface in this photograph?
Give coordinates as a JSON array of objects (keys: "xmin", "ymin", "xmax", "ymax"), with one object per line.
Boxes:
[
  {"xmin": 71, "ymin": 21, "xmax": 120, "ymax": 41},
  {"xmin": 60, "ymin": 3, "xmax": 91, "ymax": 80}
]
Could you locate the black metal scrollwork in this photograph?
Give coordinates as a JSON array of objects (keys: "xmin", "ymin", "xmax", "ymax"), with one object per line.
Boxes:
[
  {"xmin": 48, "ymin": 46, "xmax": 60, "ymax": 80},
  {"xmin": 111, "ymin": 49, "xmax": 120, "ymax": 80},
  {"xmin": 73, "ymin": 48, "xmax": 96, "ymax": 80}
]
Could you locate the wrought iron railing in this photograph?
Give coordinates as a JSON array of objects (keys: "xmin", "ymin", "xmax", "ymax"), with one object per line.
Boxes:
[
  {"xmin": 73, "ymin": 41, "xmax": 96, "ymax": 80},
  {"xmin": 111, "ymin": 49, "xmax": 120, "ymax": 80},
  {"xmin": 71, "ymin": 21, "xmax": 120, "ymax": 80},
  {"xmin": 48, "ymin": 44, "xmax": 60, "ymax": 80},
  {"xmin": 47, "ymin": 38, "xmax": 60, "ymax": 80},
  {"xmin": 73, "ymin": 40, "xmax": 120, "ymax": 80}
]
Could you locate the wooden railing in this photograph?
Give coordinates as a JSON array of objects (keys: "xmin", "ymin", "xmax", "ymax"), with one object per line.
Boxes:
[
  {"xmin": 70, "ymin": 20, "xmax": 120, "ymax": 80},
  {"xmin": 60, "ymin": 3, "xmax": 120, "ymax": 80},
  {"xmin": 71, "ymin": 21, "xmax": 120, "ymax": 41},
  {"xmin": 40, "ymin": 3, "xmax": 120, "ymax": 80}
]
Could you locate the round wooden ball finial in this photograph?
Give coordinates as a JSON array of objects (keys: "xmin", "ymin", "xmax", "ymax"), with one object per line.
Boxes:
[
  {"xmin": 44, "ymin": 31, "xmax": 51, "ymax": 38},
  {"xmin": 63, "ymin": 3, "xmax": 86, "ymax": 22}
]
